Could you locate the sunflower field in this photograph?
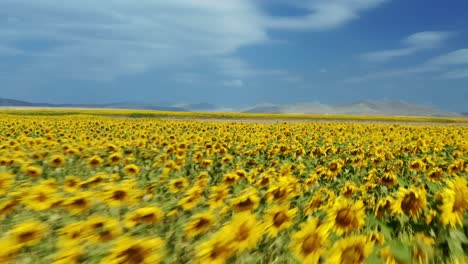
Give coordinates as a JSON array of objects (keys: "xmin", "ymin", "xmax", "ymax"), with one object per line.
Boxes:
[{"xmin": 0, "ymin": 113, "xmax": 467, "ymax": 263}]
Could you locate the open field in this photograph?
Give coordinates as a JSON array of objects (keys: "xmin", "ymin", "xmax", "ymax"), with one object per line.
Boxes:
[
  {"xmin": 0, "ymin": 111, "xmax": 467, "ymax": 263},
  {"xmin": 1, "ymin": 108, "xmax": 468, "ymax": 124}
]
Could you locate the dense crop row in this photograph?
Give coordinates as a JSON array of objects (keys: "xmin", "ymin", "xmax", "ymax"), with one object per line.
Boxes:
[{"xmin": 0, "ymin": 114, "xmax": 467, "ymax": 263}]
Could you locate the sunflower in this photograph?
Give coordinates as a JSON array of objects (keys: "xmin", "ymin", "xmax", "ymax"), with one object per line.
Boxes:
[
  {"xmin": 195, "ymin": 231, "xmax": 234, "ymax": 264},
  {"xmin": 304, "ymin": 188, "xmax": 336, "ymax": 215},
  {"xmin": 63, "ymin": 176, "xmax": 81, "ymax": 193},
  {"xmin": 0, "ymin": 171, "xmax": 14, "ymax": 196},
  {"xmin": 108, "ymin": 152, "xmax": 123, "ymax": 165},
  {"xmin": 22, "ymin": 184, "xmax": 59, "ymax": 211},
  {"xmin": 327, "ymin": 197, "xmax": 365, "ymax": 235},
  {"xmin": 326, "ymin": 235, "xmax": 373, "ymax": 264},
  {"xmin": 230, "ymin": 187, "xmax": 260, "ymax": 212},
  {"xmin": 439, "ymin": 176, "xmax": 468, "ymax": 227},
  {"xmin": 340, "ymin": 182, "xmax": 359, "ymax": 198},
  {"xmin": 103, "ymin": 185, "xmax": 133, "ymax": 207},
  {"xmin": 412, "ymin": 233, "xmax": 435, "ymax": 264},
  {"xmin": 391, "ymin": 186, "xmax": 427, "ymax": 220},
  {"xmin": 87, "ymin": 155, "xmax": 103, "ymax": 168},
  {"xmin": 0, "ymin": 199, "xmax": 18, "ymax": 218},
  {"xmin": 290, "ymin": 217, "xmax": 330, "ymax": 264},
  {"xmin": 427, "ymin": 167, "xmax": 444, "ymax": 182},
  {"xmin": 86, "ymin": 215, "xmax": 122, "ymax": 244},
  {"xmin": 222, "ymin": 173, "xmax": 239, "ymax": 186},
  {"xmin": 53, "ymin": 247, "xmax": 83, "ymax": 264},
  {"xmin": 23, "ymin": 165, "xmax": 42, "ymax": 178},
  {"xmin": 264, "ymin": 205, "xmax": 297, "ymax": 238},
  {"xmin": 265, "ymin": 179, "xmax": 294, "ymax": 204},
  {"xmin": 380, "ymin": 172, "xmax": 398, "ymax": 188},
  {"xmin": 208, "ymin": 185, "xmax": 229, "ymax": 209},
  {"xmin": 58, "ymin": 221, "xmax": 89, "ymax": 246},
  {"xmin": 48, "ymin": 154, "xmax": 65, "ymax": 168},
  {"xmin": 101, "ymin": 235, "xmax": 164, "ymax": 264},
  {"xmin": 168, "ymin": 178, "xmax": 188, "ymax": 194},
  {"xmin": 80, "ymin": 172, "xmax": 108, "ymax": 189},
  {"xmin": 184, "ymin": 212, "xmax": 215, "ymax": 239},
  {"xmin": 64, "ymin": 192, "xmax": 92, "ymax": 215},
  {"xmin": 224, "ymin": 212, "xmax": 262, "ymax": 252},
  {"xmin": 408, "ymin": 159, "xmax": 426, "ymax": 172},
  {"xmin": 375, "ymin": 197, "xmax": 393, "ymax": 218},
  {"xmin": 124, "ymin": 206, "xmax": 164, "ymax": 228},
  {"xmin": 8, "ymin": 220, "xmax": 48, "ymax": 248},
  {"xmin": 178, "ymin": 185, "xmax": 204, "ymax": 211},
  {"xmin": 124, "ymin": 164, "xmax": 140, "ymax": 176}
]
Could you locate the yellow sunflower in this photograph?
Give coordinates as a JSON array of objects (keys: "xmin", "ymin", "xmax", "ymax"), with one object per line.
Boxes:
[
  {"xmin": 22, "ymin": 184, "xmax": 60, "ymax": 211},
  {"xmin": 123, "ymin": 164, "xmax": 140, "ymax": 176},
  {"xmin": 58, "ymin": 221, "xmax": 89, "ymax": 246},
  {"xmin": 230, "ymin": 187, "xmax": 260, "ymax": 212},
  {"xmin": 391, "ymin": 186, "xmax": 427, "ymax": 220},
  {"xmin": 412, "ymin": 233, "xmax": 435, "ymax": 264},
  {"xmin": 184, "ymin": 212, "xmax": 215, "ymax": 239},
  {"xmin": 48, "ymin": 154, "xmax": 65, "ymax": 168},
  {"xmin": 439, "ymin": 176, "xmax": 468, "ymax": 227},
  {"xmin": 195, "ymin": 231, "xmax": 234, "ymax": 264},
  {"xmin": 63, "ymin": 176, "xmax": 81, "ymax": 193},
  {"xmin": 326, "ymin": 235, "xmax": 373, "ymax": 264},
  {"xmin": 327, "ymin": 197, "xmax": 365, "ymax": 235},
  {"xmin": 85, "ymin": 215, "xmax": 122, "ymax": 244},
  {"xmin": 168, "ymin": 178, "xmax": 188, "ymax": 194},
  {"xmin": 101, "ymin": 235, "xmax": 164, "ymax": 264},
  {"xmin": 0, "ymin": 237, "xmax": 20, "ymax": 263},
  {"xmin": 124, "ymin": 206, "xmax": 164, "ymax": 228},
  {"xmin": 224, "ymin": 212, "xmax": 262, "ymax": 252},
  {"xmin": 290, "ymin": 217, "xmax": 330, "ymax": 264},
  {"xmin": 64, "ymin": 192, "xmax": 92, "ymax": 215},
  {"xmin": 86, "ymin": 155, "xmax": 103, "ymax": 168},
  {"xmin": 264, "ymin": 205, "xmax": 297, "ymax": 238},
  {"xmin": 8, "ymin": 220, "xmax": 49, "ymax": 248}
]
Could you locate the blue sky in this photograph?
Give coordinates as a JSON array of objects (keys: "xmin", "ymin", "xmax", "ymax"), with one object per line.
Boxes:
[{"xmin": 1, "ymin": 0, "xmax": 468, "ymax": 111}]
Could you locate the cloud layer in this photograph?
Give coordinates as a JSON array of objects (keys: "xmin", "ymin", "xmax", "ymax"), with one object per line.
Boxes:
[{"xmin": 360, "ymin": 31, "xmax": 452, "ymax": 62}]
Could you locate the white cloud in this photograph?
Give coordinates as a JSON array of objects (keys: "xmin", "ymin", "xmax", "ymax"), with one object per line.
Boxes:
[
  {"xmin": 266, "ymin": 0, "xmax": 388, "ymax": 30},
  {"xmin": 427, "ymin": 49, "xmax": 468, "ymax": 66},
  {"xmin": 0, "ymin": 0, "xmax": 387, "ymax": 82},
  {"xmin": 222, "ymin": 79, "xmax": 244, "ymax": 87},
  {"xmin": 360, "ymin": 31, "xmax": 452, "ymax": 62}
]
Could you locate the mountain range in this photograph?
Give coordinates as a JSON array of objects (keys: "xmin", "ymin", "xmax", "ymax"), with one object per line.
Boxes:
[{"xmin": 0, "ymin": 97, "xmax": 464, "ymax": 117}]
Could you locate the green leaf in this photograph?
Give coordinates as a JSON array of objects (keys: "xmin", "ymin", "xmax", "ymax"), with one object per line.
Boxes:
[
  {"xmin": 449, "ymin": 228, "xmax": 468, "ymax": 243},
  {"xmin": 390, "ymin": 241, "xmax": 412, "ymax": 263},
  {"xmin": 448, "ymin": 238, "xmax": 465, "ymax": 257}
]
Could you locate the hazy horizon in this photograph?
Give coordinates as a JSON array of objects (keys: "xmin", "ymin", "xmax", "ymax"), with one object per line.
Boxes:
[{"xmin": 1, "ymin": 1, "xmax": 468, "ymax": 112}]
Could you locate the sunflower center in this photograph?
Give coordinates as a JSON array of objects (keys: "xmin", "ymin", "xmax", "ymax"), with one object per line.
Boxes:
[
  {"xmin": 18, "ymin": 231, "xmax": 35, "ymax": 243},
  {"xmin": 140, "ymin": 213, "xmax": 157, "ymax": 223},
  {"xmin": 273, "ymin": 212, "xmax": 288, "ymax": 227},
  {"xmin": 113, "ymin": 190, "xmax": 127, "ymax": 200},
  {"xmin": 273, "ymin": 188, "xmax": 286, "ymax": 199},
  {"xmin": 67, "ymin": 180, "xmax": 77, "ymax": 187},
  {"xmin": 341, "ymin": 244, "xmax": 365, "ymax": 264},
  {"xmin": 301, "ymin": 234, "xmax": 320, "ymax": 255},
  {"xmin": 401, "ymin": 192, "xmax": 417, "ymax": 213},
  {"xmin": 71, "ymin": 198, "xmax": 87, "ymax": 207},
  {"xmin": 237, "ymin": 198, "xmax": 253, "ymax": 209},
  {"xmin": 174, "ymin": 181, "xmax": 184, "ymax": 189},
  {"xmin": 236, "ymin": 223, "xmax": 250, "ymax": 241},
  {"xmin": 118, "ymin": 246, "xmax": 145, "ymax": 264},
  {"xmin": 37, "ymin": 193, "xmax": 48, "ymax": 202},
  {"xmin": 195, "ymin": 218, "xmax": 210, "ymax": 229},
  {"xmin": 336, "ymin": 208, "xmax": 353, "ymax": 227}
]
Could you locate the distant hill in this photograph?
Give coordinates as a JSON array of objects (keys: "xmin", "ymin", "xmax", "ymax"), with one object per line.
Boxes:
[
  {"xmin": 243, "ymin": 100, "xmax": 462, "ymax": 117},
  {"xmin": 0, "ymin": 97, "xmax": 464, "ymax": 117}
]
